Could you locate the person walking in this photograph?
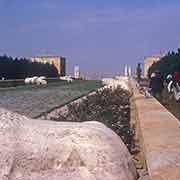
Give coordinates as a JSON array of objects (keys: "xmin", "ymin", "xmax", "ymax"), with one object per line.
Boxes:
[{"xmin": 149, "ymin": 71, "xmax": 164, "ymax": 100}]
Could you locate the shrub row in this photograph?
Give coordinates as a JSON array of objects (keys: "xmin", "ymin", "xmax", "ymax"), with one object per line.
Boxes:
[{"xmin": 51, "ymin": 87, "xmax": 134, "ymax": 152}]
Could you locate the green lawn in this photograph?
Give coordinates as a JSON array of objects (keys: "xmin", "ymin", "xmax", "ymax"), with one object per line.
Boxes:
[{"xmin": 0, "ymin": 80, "xmax": 102, "ymax": 118}]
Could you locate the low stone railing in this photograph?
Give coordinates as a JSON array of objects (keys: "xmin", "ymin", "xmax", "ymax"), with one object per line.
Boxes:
[{"xmin": 132, "ymin": 80, "xmax": 180, "ymax": 179}]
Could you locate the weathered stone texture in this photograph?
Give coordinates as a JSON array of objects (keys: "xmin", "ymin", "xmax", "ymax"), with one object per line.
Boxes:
[{"xmin": 0, "ymin": 108, "xmax": 138, "ymax": 180}]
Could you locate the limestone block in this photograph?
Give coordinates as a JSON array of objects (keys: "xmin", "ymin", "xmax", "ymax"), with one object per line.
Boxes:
[{"xmin": 0, "ymin": 108, "xmax": 138, "ymax": 180}]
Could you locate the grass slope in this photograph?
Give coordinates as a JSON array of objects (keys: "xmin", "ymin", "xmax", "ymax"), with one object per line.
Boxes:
[{"xmin": 0, "ymin": 80, "xmax": 101, "ymax": 118}]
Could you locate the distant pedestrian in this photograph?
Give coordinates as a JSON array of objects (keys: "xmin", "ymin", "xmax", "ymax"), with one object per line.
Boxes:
[
  {"xmin": 166, "ymin": 74, "xmax": 172, "ymax": 84},
  {"xmin": 172, "ymin": 71, "xmax": 180, "ymax": 102},
  {"xmin": 144, "ymin": 87, "xmax": 152, "ymax": 98},
  {"xmin": 149, "ymin": 71, "xmax": 164, "ymax": 100}
]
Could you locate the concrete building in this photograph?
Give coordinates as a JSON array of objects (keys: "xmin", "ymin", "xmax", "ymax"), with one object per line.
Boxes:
[
  {"xmin": 31, "ymin": 55, "xmax": 66, "ymax": 76},
  {"xmin": 74, "ymin": 65, "xmax": 80, "ymax": 79},
  {"xmin": 144, "ymin": 55, "xmax": 162, "ymax": 78}
]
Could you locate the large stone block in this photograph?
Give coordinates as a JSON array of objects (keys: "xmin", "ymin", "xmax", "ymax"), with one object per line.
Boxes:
[{"xmin": 0, "ymin": 108, "xmax": 138, "ymax": 180}]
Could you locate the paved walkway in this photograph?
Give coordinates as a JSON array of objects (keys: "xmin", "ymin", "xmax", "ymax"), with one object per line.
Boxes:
[{"xmin": 133, "ymin": 80, "xmax": 180, "ymax": 179}]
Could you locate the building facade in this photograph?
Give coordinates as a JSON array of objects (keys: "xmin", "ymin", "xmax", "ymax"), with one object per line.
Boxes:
[
  {"xmin": 31, "ymin": 56, "xmax": 66, "ymax": 76},
  {"xmin": 144, "ymin": 55, "xmax": 162, "ymax": 78}
]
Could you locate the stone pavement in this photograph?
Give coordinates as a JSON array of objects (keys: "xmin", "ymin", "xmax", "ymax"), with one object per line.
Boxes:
[{"xmin": 133, "ymin": 80, "xmax": 180, "ymax": 180}]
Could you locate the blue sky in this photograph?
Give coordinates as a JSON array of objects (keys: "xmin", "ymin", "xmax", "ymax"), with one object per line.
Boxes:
[{"xmin": 0, "ymin": 0, "xmax": 180, "ymax": 76}]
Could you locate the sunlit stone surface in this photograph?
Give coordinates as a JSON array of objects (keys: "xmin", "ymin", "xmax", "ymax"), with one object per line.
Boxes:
[
  {"xmin": 0, "ymin": 108, "xmax": 138, "ymax": 180},
  {"xmin": 132, "ymin": 80, "xmax": 180, "ymax": 179}
]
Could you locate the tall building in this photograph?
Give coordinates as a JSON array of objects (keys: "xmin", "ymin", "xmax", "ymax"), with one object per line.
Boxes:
[
  {"xmin": 124, "ymin": 65, "xmax": 128, "ymax": 76},
  {"xmin": 144, "ymin": 55, "xmax": 162, "ymax": 78},
  {"xmin": 124, "ymin": 64, "xmax": 132, "ymax": 77},
  {"xmin": 74, "ymin": 65, "xmax": 80, "ymax": 79},
  {"xmin": 31, "ymin": 55, "xmax": 66, "ymax": 76},
  {"xmin": 128, "ymin": 65, "xmax": 132, "ymax": 77}
]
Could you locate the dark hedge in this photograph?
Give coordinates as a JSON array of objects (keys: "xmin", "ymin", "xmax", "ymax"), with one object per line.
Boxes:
[{"xmin": 51, "ymin": 87, "xmax": 134, "ymax": 152}]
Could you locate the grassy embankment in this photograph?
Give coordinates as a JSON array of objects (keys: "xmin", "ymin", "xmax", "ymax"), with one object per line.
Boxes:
[{"xmin": 0, "ymin": 80, "xmax": 102, "ymax": 118}]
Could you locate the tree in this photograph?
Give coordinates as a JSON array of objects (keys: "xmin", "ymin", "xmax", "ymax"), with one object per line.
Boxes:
[
  {"xmin": 0, "ymin": 55, "xmax": 59, "ymax": 79},
  {"xmin": 136, "ymin": 63, "xmax": 142, "ymax": 82},
  {"xmin": 148, "ymin": 48, "xmax": 180, "ymax": 79}
]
